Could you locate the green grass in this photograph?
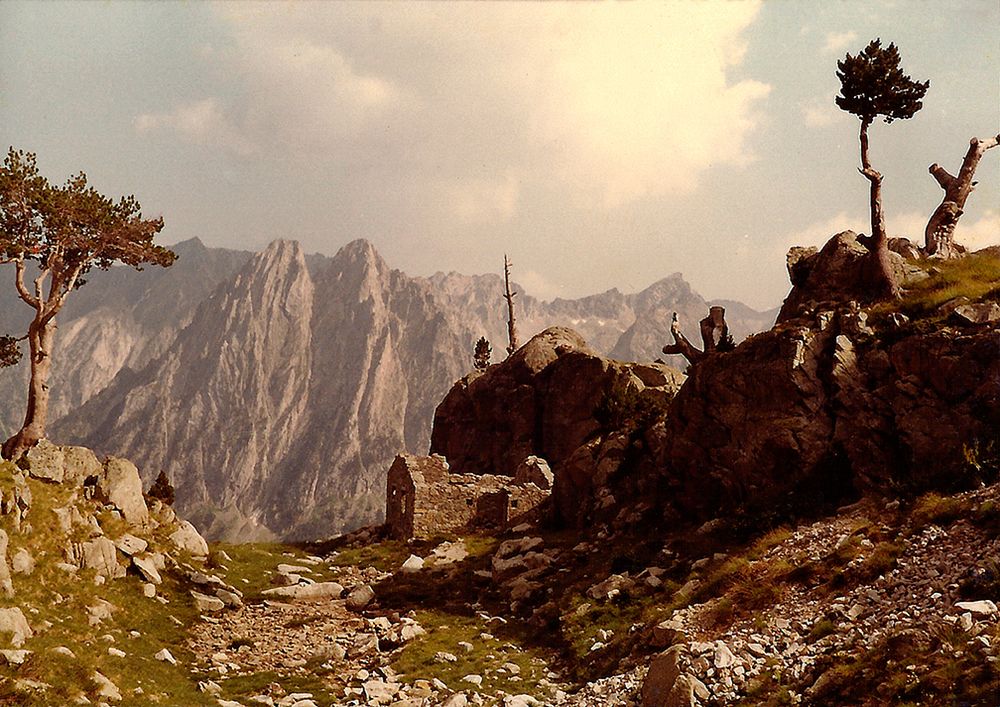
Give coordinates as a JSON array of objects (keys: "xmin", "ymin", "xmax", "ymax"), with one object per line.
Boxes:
[
  {"xmin": 0, "ymin": 468, "xmax": 211, "ymax": 706},
  {"xmin": 209, "ymin": 542, "xmax": 342, "ymax": 601},
  {"xmin": 908, "ymin": 493, "xmax": 971, "ymax": 530},
  {"xmin": 887, "ymin": 249, "xmax": 1000, "ymax": 322},
  {"xmin": 391, "ymin": 609, "xmax": 549, "ymax": 696}
]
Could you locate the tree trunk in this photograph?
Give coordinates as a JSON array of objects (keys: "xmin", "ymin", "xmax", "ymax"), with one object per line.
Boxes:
[
  {"xmin": 662, "ymin": 313, "xmax": 704, "ymax": 366},
  {"xmin": 503, "ymin": 255, "xmax": 519, "ymax": 357},
  {"xmin": 699, "ymin": 306, "xmax": 729, "ymax": 353},
  {"xmin": 2, "ymin": 316, "xmax": 55, "ymax": 459},
  {"xmin": 858, "ymin": 119, "xmax": 899, "ymax": 300},
  {"xmin": 924, "ymin": 134, "xmax": 1000, "ymax": 257}
]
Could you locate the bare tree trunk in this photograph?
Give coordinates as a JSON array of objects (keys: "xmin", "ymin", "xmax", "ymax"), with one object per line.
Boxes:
[
  {"xmin": 924, "ymin": 134, "xmax": 1000, "ymax": 257},
  {"xmin": 2, "ymin": 316, "xmax": 55, "ymax": 459},
  {"xmin": 662, "ymin": 313, "xmax": 704, "ymax": 366},
  {"xmin": 857, "ymin": 119, "xmax": 899, "ymax": 300},
  {"xmin": 503, "ymin": 254, "xmax": 519, "ymax": 357},
  {"xmin": 699, "ymin": 306, "xmax": 729, "ymax": 353}
]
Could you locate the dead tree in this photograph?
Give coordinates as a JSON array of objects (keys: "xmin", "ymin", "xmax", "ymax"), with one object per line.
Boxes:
[
  {"xmin": 924, "ymin": 134, "xmax": 1000, "ymax": 257},
  {"xmin": 503, "ymin": 254, "xmax": 519, "ymax": 357},
  {"xmin": 663, "ymin": 307, "xmax": 733, "ymax": 367}
]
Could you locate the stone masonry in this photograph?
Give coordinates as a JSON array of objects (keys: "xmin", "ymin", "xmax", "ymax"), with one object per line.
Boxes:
[{"xmin": 385, "ymin": 453, "xmax": 551, "ymax": 541}]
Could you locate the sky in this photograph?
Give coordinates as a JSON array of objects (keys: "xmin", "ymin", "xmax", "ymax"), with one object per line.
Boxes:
[{"xmin": 1, "ymin": 1, "xmax": 997, "ymax": 310}]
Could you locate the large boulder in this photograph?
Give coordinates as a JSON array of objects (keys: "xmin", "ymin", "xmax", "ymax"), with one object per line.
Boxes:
[
  {"xmin": 97, "ymin": 458, "xmax": 149, "ymax": 527},
  {"xmin": 169, "ymin": 520, "xmax": 209, "ymax": 558},
  {"xmin": 777, "ymin": 231, "xmax": 910, "ymax": 322},
  {"xmin": 22, "ymin": 440, "xmax": 64, "ymax": 483},
  {"xmin": 62, "ymin": 446, "xmax": 102, "ymax": 485},
  {"xmin": 430, "ymin": 327, "xmax": 683, "ymax": 524}
]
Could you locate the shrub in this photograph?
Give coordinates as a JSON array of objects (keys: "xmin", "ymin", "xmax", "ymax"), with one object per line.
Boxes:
[{"xmin": 146, "ymin": 469, "xmax": 175, "ymax": 506}]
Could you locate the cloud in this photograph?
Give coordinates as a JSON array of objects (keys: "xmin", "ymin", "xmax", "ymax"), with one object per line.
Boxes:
[
  {"xmin": 516, "ymin": 269, "xmax": 564, "ymax": 302},
  {"xmin": 138, "ymin": 3, "xmax": 769, "ymax": 212},
  {"xmin": 823, "ymin": 30, "xmax": 858, "ymax": 54},
  {"xmin": 134, "ymin": 98, "xmax": 254, "ymax": 155},
  {"xmin": 802, "ymin": 98, "xmax": 840, "ymax": 127},
  {"xmin": 955, "ymin": 209, "xmax": 1000, "ymax": 250},
  {"xmin": 439, "ymin": 171, "xmax": 520, "ymax": 225}
]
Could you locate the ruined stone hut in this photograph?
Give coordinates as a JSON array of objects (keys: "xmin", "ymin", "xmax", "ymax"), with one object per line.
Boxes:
[{"xmin": 385, "ymin": 453, "xmax": 552, "ymax": 540}]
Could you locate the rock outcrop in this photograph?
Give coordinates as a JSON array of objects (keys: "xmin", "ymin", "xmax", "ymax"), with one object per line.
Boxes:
[
  {"xmin": 652, "ymin": 244, "xmax": 999, "ymax": 523},
  {"xmin": 431, "ymin": 327, "xmax": 685, "ymax": 526}
]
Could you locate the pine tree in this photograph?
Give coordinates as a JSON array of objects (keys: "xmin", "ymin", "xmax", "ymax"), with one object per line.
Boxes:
[
  {"xmin": 473, "ymin": 336, "xmax": 492, "ymax": 371},
  {"xmin": 836, "ymin": 39, "xmax": 929, "ymax": 299}
]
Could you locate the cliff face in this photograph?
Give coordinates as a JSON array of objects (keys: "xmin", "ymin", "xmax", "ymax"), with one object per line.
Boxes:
[{"xmin": 0, "ymin": 238, "xmax": 251, "ymax": 431}]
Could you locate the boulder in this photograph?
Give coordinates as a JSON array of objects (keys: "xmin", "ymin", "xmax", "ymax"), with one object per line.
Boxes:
[
  {"xmin": 401, "ymin": 555, "xmax": 424, "ymax": 573},
  {"xmin": 346, "ymin": 584, "xmax": 375, "ymax": 612},
  {"xmin": 92, "ymin": 671, "xmax": 122, "ymax": 702},
  {"xmin": 169, "ymin": 520, "xmax": 209, "ymax": 557},
  {"xmin": 952, "ymin": 302, "xmax": 1000, "ymax": 325},
  {"xmin": 132, "ymin": 554, "xmax": 162, "ymax": 585},
  {"xmin": 640, "ymin": 646, "xmax": 683, "ymax": 707},
  {"xmin": 191, "ymin": 591, "xmax": 225, "ymax": 613},
  {"xmin": 61, "ymin": 446, "xmax": 102, "ymax": 484},
  {"xmin": 76, "ymin": 537, "xmax": 126, "ymax": 579},
  {"xmin": 114, "ymin": 534, "xmax": 148, "ymax": 556},
  {"xmin": 22, "ymin": 439, "xmax": 64, "ymax": 483},
  {"xmin": 777, "ymin": 231, "xmax": 906, "ymax": 321},
  {"xmin": 0, "ymin": 608, "xmax": 32, "ymax": 647},
  {"xmin": 97, "ymin": 458, "xmax": 149, "ymax": 527},
  {"xmin": 261, "ymin": 581, "xmax": 344, "ymax": 600},
  {"xmin": 10, "ymin": 549, "xmax": 33, "ymax": 576},
  {"xmin": 514, "ymin": 456, "xmax": 554, "ymax": 489}
]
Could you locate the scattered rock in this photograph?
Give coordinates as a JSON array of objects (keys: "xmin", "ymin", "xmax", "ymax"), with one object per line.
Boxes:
[
  {"xmin": 401, "ymin": 554, "xmax": 424, "ymax": 573},
  {"xmin": 154, "ymin": 648, "xmax": 177, "ymax": 665},
  {"xmin": 346, "ymin": 584, "xmax": 375, "ymax": 612},
  {"xmin": 261, "ymin": 581, "xmax": 344, "ymax": 600}
]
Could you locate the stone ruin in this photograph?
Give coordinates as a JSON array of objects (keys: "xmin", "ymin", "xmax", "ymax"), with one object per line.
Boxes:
[{"xmin": 385, "ymin": 453, "xmax": 553, "ymax": 541}]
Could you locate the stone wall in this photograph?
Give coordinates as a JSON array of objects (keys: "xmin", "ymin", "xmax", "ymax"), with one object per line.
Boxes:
[{"xmin": 385, "ymin": 453, "xmax": 550, "ymax": 540}]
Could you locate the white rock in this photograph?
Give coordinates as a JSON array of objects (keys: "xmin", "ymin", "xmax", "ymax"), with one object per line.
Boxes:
[
  {"xmin": 0, "ymin": 649, "xmax": 30, "ymax": 665},
  {"xmin": 0, "ymin": 607, "xmax": 32, "ymax": 646},
  {"xmin": 401, "ymin": 554, "xmax": 425, "ymax": 573},
  {"xmin": 98, "ymin": 458, "xmax": 150, "ymax": 527},
  {"xmin": 154, "ymin": 648, "xmax": 177, "ymax": 664},
  {"xmin": 114, "ymin": 534, "xmax": 148, "ymax": 556},
  {"xmin": 192, "ymin": 591, "xmax": 225, "ymax": 613},
  {"xmin": 955, "ymin": 600, "xmax": 998, "ymax": 617},
  {"xmin": 169, "ymin": 520, "xmax": 209, "ymax": 557},
  {"xmin": 11, "ymin": 548, "xmax": 34, "ymax": 575},
  {"xmin": 92, "ymin": 670, "xmax": 122, "ymax": 702},
  {"xmin": 462, "ymin": 674, "xmax": 483, "ymax": 686},
  {"xmin": 133, "ymin": 554, "xmax": 163, "ymax": 584}
]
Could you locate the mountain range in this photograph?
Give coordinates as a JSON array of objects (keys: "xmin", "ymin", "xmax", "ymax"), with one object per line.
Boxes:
[{"xmin": 0, "ymin": 238, "xmax": 776, "ymax": 540}]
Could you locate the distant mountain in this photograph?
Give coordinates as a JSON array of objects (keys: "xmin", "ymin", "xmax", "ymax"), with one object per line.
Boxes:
[{"xmin": 0, "ymin": 238, "xmax": 775, "ymax": 540}]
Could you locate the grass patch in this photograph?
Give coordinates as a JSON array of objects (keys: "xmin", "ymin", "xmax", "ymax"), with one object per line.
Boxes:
[
  {"xmin": 909, "ymin": 493, "xmax": 971, "ymax": 530},
  {"xmin": 893, "ymin": 249, "xmax": 1000, "ymax": 321},
  {"xmin": 0, "ymin": 472, "xmax": 208, "ymax": 706},
  {"xmin": 391, "ymin": 609, "xmax": 549, "ymax": 696}
]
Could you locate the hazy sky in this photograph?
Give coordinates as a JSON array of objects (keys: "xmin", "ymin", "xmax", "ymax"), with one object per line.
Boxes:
[{"xmin": 2, "ymin": 1, "xmax": 997, "ymax": 309}]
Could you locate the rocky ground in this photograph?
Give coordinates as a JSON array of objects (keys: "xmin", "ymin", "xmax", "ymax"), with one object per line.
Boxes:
[
  {"xmin": 186, "ymin": 483, "xmax": 998, "ymax": 707},
  {"xmin": 0, "ymin": 442, "xmax": 996, "ymax": 706}
]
